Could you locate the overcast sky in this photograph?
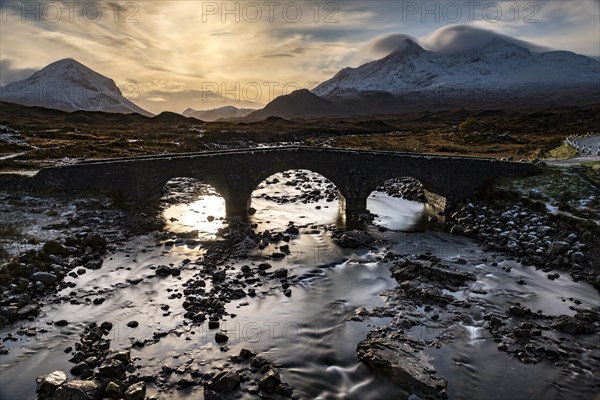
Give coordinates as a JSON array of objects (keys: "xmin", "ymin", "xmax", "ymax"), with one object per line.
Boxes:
[{"xmin": 1, "ymin": 0, "xmax": 599, "ymax": 113}]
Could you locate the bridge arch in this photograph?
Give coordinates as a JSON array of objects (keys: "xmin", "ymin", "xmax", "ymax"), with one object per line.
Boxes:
[
  {"xmin": 231, "ymin": 167, "xmax": 351, "ymax": 218},
  {"xmin": 366, "ymin": 175, "xmax": 449, "ymax": 211},
  {"xmin": 241, "ymin": 169, "xmax": 343, "ymax": 223}
]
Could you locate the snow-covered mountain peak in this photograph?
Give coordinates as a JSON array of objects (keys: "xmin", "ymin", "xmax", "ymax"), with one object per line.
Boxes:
[
  {"xmin": 0, "ymin": 59, "xmax": 152, "ymax": 116},
  {"xmin": 313, "ymin": 40, "xmax": 599, "ymax": 97},
  {"xmin": 473, "ymin": 37, "xmax": 532, "ymax": 59}
]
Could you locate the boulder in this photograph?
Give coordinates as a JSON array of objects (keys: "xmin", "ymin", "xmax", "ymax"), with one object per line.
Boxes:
[
  {"xmin": 258, "ymin": 369, "xmax": 281, "ymax": 393},
  {"xmin": 273, "ymin": 269, "xmax": 288, "ymax": 278},
  {"xmin": 208, "ymin": 370, "xmax": 241, "ymax": 393},
  {"xmin": 571, "ymin": 252, "xmax": 586, "ymax": 263},
  {"xmin": 551, "ymin": 315, "xmax": 596, "ymax": 334},
  {"xmin": 156, "ymin": 265, "xmax": 173, "ymax": 276},
  {"xmin": 212, "ymin": 269, "xmax": 226, "ymax": 281},
  {"xmin": 106, "ymin": 349, "xmax": 130, "ymax": 363},
  {"xmin": 104, "ymin": 381, "xmax": 121, "ymax": 399},
  {"xmin": 546, "ymin": 241, "xmax": 570, "ymax": 256},
  {"xmin": 52, "ymin": 380, "xmax": 103, "ymax": 400},
  {"xmin": 36, "ymin": 370, "xmax": 67, "ymax": 399},
  {"xmin": 124, "ymin": 382, "xmax": 146, "ymax": 400},
  {"xmin": 450, "ymin": 225, "xmax": 464, "ymax": 235},
  {"xmin": 70, "ymin": 362, "xmax": 91, "ymax": 376},
  {"xmin": 333, "ymin": 231, "xmax": 373, "ymax": 248},
  {"xmin": 357, "ymin": 333, "xmax": 447, "ymax": 399},
  {"xmin": 98, "ymin": 358, "xmax": 126, "ymax": 380},
  {"xmin": 215, "ymin": 331, "xmax": 229, "ymax": 343},
  {"xmin": 30, "ymin": 272, "xmax": 57, "ymax": 285}
]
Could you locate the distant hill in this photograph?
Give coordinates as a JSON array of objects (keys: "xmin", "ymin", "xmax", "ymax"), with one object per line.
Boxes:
[
  {"xmin": 182, "ymin": 105, "xmax": 255, "ymax": 121},
  {"xmin": 0, "ymin": 58, "xmax": 153, "ymax": 116},
  {"xmin": 245, "ymin": 89, "xmax": 336, "ymax": 120},
  {"xmin": 0, "ymin": 102, "xmax": 208, "ymax": 128},
  {"xmin": 149, "ymin": 111, "xmax": 203, "ymax": 124}
]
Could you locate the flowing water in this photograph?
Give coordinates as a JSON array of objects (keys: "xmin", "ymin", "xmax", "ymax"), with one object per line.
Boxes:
[{"xmin": 0, "ymin": 171, "xmax": 598, "ymax": 400}]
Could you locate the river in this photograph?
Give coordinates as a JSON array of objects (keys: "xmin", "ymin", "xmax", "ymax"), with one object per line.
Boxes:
[{"xmin": 0, "ymin": 170, "xmax": 598, "ymax": 400}]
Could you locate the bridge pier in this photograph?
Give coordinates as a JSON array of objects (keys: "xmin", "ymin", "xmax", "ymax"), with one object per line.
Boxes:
[
  {"xmin": 225, "ymin": 196, "xmax": 251, "ymax": 217},
  {"xmin": 340, "ymin": 195, "xmax": 369, "ymax": 220}
]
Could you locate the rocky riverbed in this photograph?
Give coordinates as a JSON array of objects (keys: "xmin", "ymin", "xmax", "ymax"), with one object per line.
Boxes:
[{"xmin": 0, "ymin": 170, "xmax": 598, "ymax": 400}]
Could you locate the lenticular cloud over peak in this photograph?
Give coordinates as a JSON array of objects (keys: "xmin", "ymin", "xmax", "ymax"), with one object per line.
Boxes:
[
  {"xmin": 365, "ymin": 33, "xmax": 419, "ymax": 57},
  {"xmin": 422, "ymin": 25, "xmax": 551, "ymax": 55},
  {"xmin": 366, "ymin": 25, "xmax": 551, "ymax": 58}
]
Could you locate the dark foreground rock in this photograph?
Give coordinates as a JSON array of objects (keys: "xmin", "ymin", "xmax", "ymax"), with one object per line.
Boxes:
[
  {"xmin": 357, "ymin": 331, "xmax": 447, "ymax": 399},
  {"xmin": 332, "ymin": 230, "xmax": 374, "ymax": 248}
]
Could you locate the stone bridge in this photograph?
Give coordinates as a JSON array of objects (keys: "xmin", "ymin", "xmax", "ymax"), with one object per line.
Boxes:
[{"xmin": 31, "ymin": 146, "xmax": 540, "ymax": 219}]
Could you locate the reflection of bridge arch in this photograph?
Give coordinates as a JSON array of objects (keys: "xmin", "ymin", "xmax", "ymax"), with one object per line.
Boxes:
[{"xmin": 32, "ymin": 146, "xmax": 540, "ymax": 219}]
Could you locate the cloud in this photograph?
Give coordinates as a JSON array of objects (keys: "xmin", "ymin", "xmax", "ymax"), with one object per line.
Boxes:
[
  {"xmin": 364, "ymin": 25, "xmax": 552, "ymax": 59},
  {"xmin": 262, "ymin": 54, "xmax": 295, "ymax": 58},
  {"xmin": 421, "ymin": 25, "xmax": 551, "ymax": 54},
  {"xmin": 0, "ymin": 59, "xmax": 38, "ymax": 85},
  {"xmin": 364, "ymin": 33, "xmax": 418, "ymax": 57}
]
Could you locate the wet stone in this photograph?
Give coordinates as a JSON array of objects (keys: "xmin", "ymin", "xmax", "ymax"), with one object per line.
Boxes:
[
  {"xmin": 215, "ymin": 331, "xmax": 229, "ymax": 343},
  {"xmin": 70, "ymin": 361, "xmax": 91, "ymax": 376},
  {"xmin": 357, "ymin": 332, "xmax": 447, "ymax": 399},
  {"xmin": 258, "ymin": 369, "xmax": 281, "ymax": 393},
  {"xmin": 52, "ymin": 380, "xmax": 103, "ymax": 400},
  {"xmin": 274, "ymin": 269, "xmax": 288, "ymax": 278},
  {"xmin": 98, "ymin": 358, "xmax": 126, "ymax": 380},
  {"xmin": 104, "ymin": 381, "xmax": 122, "ymax": 398},
  {"xmin": 551, "ymin": 315, "xmax": 596, "ymax": 334},
  {"xmin": 123, "ymin": 382, "xmax": 146, "ymax": 400},
  {"xmin": 127, "ymin": 321, "xmax": 139, "ymax": 328},
  {"xmin": 36, "ymin": 370, "xmax": 67, "ymax": 399},
  {"xmin": 212, "ymin": 270, "xmax": 226, "ymax": 281},
  {"xmin": 258, "ymin": 263, "xmax": 272, "ymax": 271},
  {"xmin": 208, "ymin": 370, "xmax": 241, "ymax": 393}
]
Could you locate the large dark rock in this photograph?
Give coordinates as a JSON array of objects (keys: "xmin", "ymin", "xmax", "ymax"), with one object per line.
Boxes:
[
  {"xmin": 546, "ymin": 241, "xmax": 570, "ymax": 256},
  {"xmin": 30, "ymin": 272, "xmax": 57, "ymax": 285},
  {"xmin": 551, "ymin": 315, "xmax": 596, "ymax": 334},
  {"xmin": 391, "ymin": 258, "xmax": 474, "ymax": 288},
  {"xmin": 258, "ymin": 369, "xmax": 281, "ymax": 393},
  {"xmin": 357, "ymin": 332, "xmax": 447, "ymax": 399},
  {"xmin": 124, "ymin": 382, "xmax": 146, "ymax": 400},
  {"xmin": 208, "ymin": 370, "xmax": 241, "ymax": 393},
  {"xmin": 333, "ymin": 230, "xmax": 374, "ymax": 248},
  {"xmin": 70, "ymin": 362, "xmax": 92, "ymax": 376},
  {"xmin": 97, "ymin": 359, "xmax": 126, "ymax": 380}
]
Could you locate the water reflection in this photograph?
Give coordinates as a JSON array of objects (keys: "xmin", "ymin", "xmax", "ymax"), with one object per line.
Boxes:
[
  {"xmin": 368, "ymin": 192, "xmax": 444, "ymax": 232},
  {"xmin": 163, "ymin": 194, "xmax": 226, "ymax": 236}
]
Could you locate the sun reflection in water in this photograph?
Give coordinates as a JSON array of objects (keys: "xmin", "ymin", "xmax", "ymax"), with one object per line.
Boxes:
[{"xmin": 163, "ymin": 194, "xmax": 226, "ymax": 236}]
